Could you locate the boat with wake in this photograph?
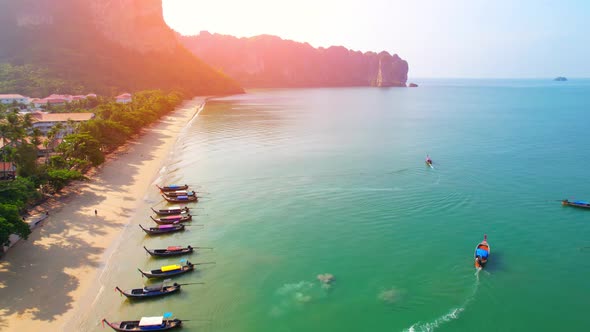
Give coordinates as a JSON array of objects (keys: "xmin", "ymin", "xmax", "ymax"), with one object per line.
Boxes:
[{"xmin": 474, "ymin": 234, "xmax": 490, "ymax": 269}]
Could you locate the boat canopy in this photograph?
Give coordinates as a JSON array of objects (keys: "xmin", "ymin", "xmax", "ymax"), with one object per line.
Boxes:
[
  {"xmin": 144, "ymin": 283, "xmax": 164, "ymax": 292},
  {"xmin": 574, "ymin": 200, "xmax": 589, "ymax": 205},
  {"xmin": 161, "ymin": 264, "xmax": 182, "ymax": 272},
  {"xmin": 475, "ymin": 248, "xmax": 489, "ymax": 258},
  {"xmin": 139, "ymin": 316, "xmax": 164, "ymax": 326},
  {"xmin": 167, "ymin": 246, "xmax": 183, "ymax": 251},
  {"xmin": 158, "ymin": 224, "xmax": 175, "ymax": 229},
  {"xmin": 162, "ymin": 215, "xmax": 182, "ymax": 220}
]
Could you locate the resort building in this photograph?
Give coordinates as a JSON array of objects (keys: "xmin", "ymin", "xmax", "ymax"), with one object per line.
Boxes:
[
  {"xmin": 116, "ymin": 93, "xmax": 132, "ymax": 104},
  {"xmin": 0, "ymin": 94, "xmax": 30, "ymax": 105},
  {"xmin": 31, "ymin": 93, "xmax": 98, "ymax": 108},
  {"xmin": 31, "ymin": 112, "xmax": 95, "ymax": 136}
]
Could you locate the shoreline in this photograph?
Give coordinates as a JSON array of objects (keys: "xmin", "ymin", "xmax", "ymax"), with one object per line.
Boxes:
[{"xmin": 0, "ymin": 97, "xmax": 208, "ymax": 331}]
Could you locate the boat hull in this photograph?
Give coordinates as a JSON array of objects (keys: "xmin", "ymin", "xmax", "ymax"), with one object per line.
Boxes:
[
  {"xmin": 157, "ymin": 184, "xmax": 189, "ymax": 192},
  {"xmin": 104, "ymin": 319, "xmax": 182, "ymax": 331},
  {"xmin": 116, "ymin": 285, "xmax": 181, "ymax": 299},
  {"xmin": 144, "ymin": 246, "xmax": 194, "ymax": 257},
  {"xmin": 139, "ymin": 224, "xmax": 185, "ymax": 235},
  {"xmin": 151, "ymin": 207, "xmax": 190, "ymax": 216},
  {"xmin": 562, "ymin": 200, "xmax": 590, "ymax": 209},
  {"xmin": 151, "ymin": 215, "xmax": 192, "ymax": 225},
  {"xmin": 138, "ymin": 265, "xmax": 194, "ymax": 279},
  {"xmin": 162, "ymin": 195, "xmax": 198, "ymax": 203}
]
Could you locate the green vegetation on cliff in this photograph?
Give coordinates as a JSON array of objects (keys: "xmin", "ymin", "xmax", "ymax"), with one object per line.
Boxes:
[{"xmin": 0, "ymin": 0, "xmax": 243, "ymax": 97}]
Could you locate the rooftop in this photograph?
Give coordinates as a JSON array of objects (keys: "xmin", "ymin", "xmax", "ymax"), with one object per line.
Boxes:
[
  {"xmin": 0, "ymin": 94, "xmax": 27, "ymax": 99},
  {"xmin": 31, "ymin": 112, "xmax": 95, "ymax": 123}
]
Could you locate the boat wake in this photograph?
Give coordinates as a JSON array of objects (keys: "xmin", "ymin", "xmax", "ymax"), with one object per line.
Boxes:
[{"xmin": 403, "ymin": 273, "xmax": 480, "ymax": 332}]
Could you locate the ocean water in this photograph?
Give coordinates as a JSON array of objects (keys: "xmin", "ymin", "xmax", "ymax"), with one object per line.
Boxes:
[{"xmin": 82, "ymin": 79, "xmax": 590, "ymax": 331}]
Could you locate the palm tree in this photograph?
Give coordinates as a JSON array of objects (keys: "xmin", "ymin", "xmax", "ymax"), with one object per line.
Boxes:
[{"xmin": 45, "ymin": 123, "xmax": 64, "ymax": 163}]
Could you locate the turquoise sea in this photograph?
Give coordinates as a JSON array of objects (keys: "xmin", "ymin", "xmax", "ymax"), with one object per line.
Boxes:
[{"xmin": 82, "ymin": 79, "xmax": 590, "ymax": 331}]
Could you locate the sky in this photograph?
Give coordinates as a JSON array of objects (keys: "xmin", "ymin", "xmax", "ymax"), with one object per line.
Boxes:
[{"xmin": 163, "ymin": 0, "xmax": 590, "ymax": 78}]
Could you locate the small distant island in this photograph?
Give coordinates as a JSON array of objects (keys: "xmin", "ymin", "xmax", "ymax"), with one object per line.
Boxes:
[{"xmin": 554, "ymin": 76, "xmax": 567, "ymax": 81}]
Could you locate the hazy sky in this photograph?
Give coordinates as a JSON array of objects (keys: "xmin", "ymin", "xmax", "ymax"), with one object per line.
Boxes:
[{"xmin": 163, "ymin": 0, "xmax": 590, "ymax": 78}]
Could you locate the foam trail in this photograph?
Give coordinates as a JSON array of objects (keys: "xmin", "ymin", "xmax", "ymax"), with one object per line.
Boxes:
[{"xmin": 403, "ymin": 273, "xmax": 480, "ymax": 332}]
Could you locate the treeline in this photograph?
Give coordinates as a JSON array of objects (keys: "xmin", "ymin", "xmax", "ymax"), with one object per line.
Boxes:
[
  {"xmin": 0, "ymin": 90, "xmax": 182, "ymax": 250},
  {"xmin": 0, "ymin": 63, "xmax": 73, "ymax": 97}
]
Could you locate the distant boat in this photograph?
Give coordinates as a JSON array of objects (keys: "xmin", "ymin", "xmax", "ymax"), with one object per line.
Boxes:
[
  {"xmin": 474, "ymin": 234, "xmax": 490, "ymax": 269},
  {"xmin": 139, "ymin": 224, "xmax": 185, "ymax": 235},
  {"xmin": 163, "ymin": 190, "xmax": 196, "ymax": 198},
  {"xmin": 150, "ymin": 214, "xmax": 192, "ymax": 225},
  {"xmin": 162, "ymin": 195, "xmax": 198, "ymax": 203},
  {"xmin": 115, "ymin": 282, "xmax": 181, "ymax": 300},
  {"xmin": 554, "ymin": 76, "xmax": 567, "ymax": 81},
  {"xmin": 562, "ymin": 199, "xmax": 590, "ymax": 209},
  {"xmin": 102, "ymin": 316, "xmax": 182, "ymax": 331},
  {"xmin": 425, "ymin": 155, "xmax": 433, "ymax": 168},
  {"xmin": 138, "ymin": 262, "xmax": 195, "ymax": 279},
  {"xmin": 151, "ymin": 207, "xmax": 190, "ymax": 216},
  {"xmin": 143, "ymin": 245, "xmax": 194, "ymax": 257},
  {"xmin": 157, "ymin": 184, "xmax": 189, "ymax": 192}
]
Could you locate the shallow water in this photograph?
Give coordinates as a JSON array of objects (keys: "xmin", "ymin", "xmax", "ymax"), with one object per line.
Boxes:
[{"xmin": 83, "ymin": 80, "xmax": 590, "ymax": 331}]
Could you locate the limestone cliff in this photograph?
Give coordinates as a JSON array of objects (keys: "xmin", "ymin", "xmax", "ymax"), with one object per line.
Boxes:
[
  {"xmin": 179, "ymin": 32, "xmax": 408, "ymax": 88},
  {"xmin": 0, "ymin": 0, "xmax": 243, "ymax": 96}
]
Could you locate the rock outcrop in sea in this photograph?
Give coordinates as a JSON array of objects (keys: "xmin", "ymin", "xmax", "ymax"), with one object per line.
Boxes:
[{"xmin": 179, "ymin": 31, "xmax": 409, "ymax": 88}]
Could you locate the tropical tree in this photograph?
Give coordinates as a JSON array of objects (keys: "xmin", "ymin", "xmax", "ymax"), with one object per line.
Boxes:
[
  {"xmin": 56, "ymin": 132, "xmax": 104, "ymax": 169},
  {"xmin": 0, "ymin": 203, "xmax": 31, "ymax": 250}
]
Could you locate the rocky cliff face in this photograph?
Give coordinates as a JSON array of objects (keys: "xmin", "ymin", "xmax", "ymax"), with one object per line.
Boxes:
[
  {"xmin": 89, "ymin": 0, "xmax": 177, "ymax": 53},
  {"xmin": 179, "ymin": 32, "xmax": 408, "ymax": 88},
  {"xmin": 0, "ymin": 0, "xmax": 243, "ymax": 96}
]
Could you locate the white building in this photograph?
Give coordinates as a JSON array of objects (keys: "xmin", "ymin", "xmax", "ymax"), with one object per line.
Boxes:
[
  {"xmin": 116, "ymin": 93, "xmax": 132, "ymax": 104},
  {"xmin": 0, "ymin": 94, "xmax": 30, "ymax": 105},
  {"xmin": 31, "ymin": 112, "xmax": 95, "ymax": 136}
]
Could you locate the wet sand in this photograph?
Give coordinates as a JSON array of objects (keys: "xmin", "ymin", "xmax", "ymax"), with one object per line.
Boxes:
[{"xmin": 0, "ymin": 98, "xmax": 205, "ymax": 331}]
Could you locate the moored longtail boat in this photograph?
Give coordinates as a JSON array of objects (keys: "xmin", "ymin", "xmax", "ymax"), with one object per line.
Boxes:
[
  {"xmin": 102, "ymin": 316, "xmax": 182, "ymax": 331},
  {"xmin": 139, "ymin": 224, "xmax": 185, "ymax": 235},
  {"xmin": 143, "ymin": 245, "xmax": 194, "ymax": 257},
  {"xmin": 562, "ymin": 199, "xmax": 590, "ymax": 209},
  {"xmin": 157, "ymin": 184, "xmax": 189, "ymax": 192},
  {"xmin": 138, "ymin": 262, "xmax": 195, "ymax": 279},
  {"xmin": 151, "ymin": 214, "xmax": 192, "ymax": 225},
  {"xmin": 162, "ymin": 195, "xmax": 198, "ymax": 203},
  {"xmin": 474, "ymin": 234, "xmax": 491, "ymax": 269},
  {"xmin": 115, "ymin": 282, "xmax": 181, "ymax": 300},
  {"xmin": 163, "ymin": 190, "xmax": 196, "ymax": 198},
  {"xmin": 151, "ymin": 207, "xmax": 190, "ymax": 216}
]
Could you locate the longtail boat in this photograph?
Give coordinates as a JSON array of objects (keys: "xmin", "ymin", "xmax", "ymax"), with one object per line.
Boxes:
[
  {"xmin": 144, "ymin": 246, "xmax": 194, "ymax": 257},
  {"xmin": 151, "ymin": 214, "xmax": 192, "ymax": 225},
  {"xmin": 151, "ymin": 207, "xmax": 190, "ymax": 216},
  {"xmin": 474, "ymin": 234, "xmax": 491, "ymax": 269},
  {"xmin": 157, "ymin": 184, "xmax": 188, "ymax": 192},
  {"xmin": 425, "ymin": 155, "xmax": 433, "ymax": 168},
  {"xmin": 138, "ymin": 262, "xmax": 195, "ymax": 279},
  {"xmin": 139, "ymin": 224, "xmax": 185, "ymax": 235},
  {"xmin": 102, "ymin": 317, "xmax": 182, "ymax": 331},
  {"xmin": 162, "ymin": 195, "xmax": 198, "ymax": 203},
  {"xmin": 163, "ymin": 190, "xmax": 196, "ymax": 198},
  {"xmin": 115, "ymin": 282, "xmax": 181, "ymax": 300},
  {"xmin": 562, "ymin": 199, "xmax": 590, "ymax": 209}
]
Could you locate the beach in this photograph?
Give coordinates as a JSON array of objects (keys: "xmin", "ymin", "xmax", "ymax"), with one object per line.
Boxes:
[{"xmin": 0, "ymin": 97, "xmax": 206, "ymax": 331}]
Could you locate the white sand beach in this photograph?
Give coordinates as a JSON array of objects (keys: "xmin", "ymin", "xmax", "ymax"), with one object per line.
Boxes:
[{"xmin": 0, "ymin": 97, "xmax": 206, "ymax": 331}]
